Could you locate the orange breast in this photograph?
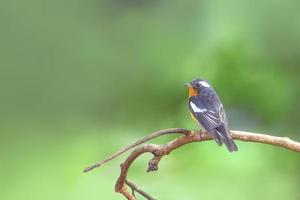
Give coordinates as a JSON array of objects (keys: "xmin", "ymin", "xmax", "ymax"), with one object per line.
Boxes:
[{"xmin": 188, "ymin": 87, "xmax": 198, "ymax": 97}]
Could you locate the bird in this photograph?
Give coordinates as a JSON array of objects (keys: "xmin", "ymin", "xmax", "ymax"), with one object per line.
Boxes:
[{"xmin": 186, "ymin": 78, "xmax": 238, "ymax": 152}]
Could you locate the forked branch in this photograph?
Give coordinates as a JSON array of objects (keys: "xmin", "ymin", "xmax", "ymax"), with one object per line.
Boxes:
[{"xmin": 84, "ymin": 128, "xmax": 300, "ymax": 200}]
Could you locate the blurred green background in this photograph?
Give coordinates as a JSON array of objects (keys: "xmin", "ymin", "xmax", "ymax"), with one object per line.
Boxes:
[{"xmin": 1, "ymin": 0, "xmax": 300, "ymax": 199}]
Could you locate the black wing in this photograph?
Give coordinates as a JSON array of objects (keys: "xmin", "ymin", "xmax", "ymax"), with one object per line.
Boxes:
[{"xmin": 188, "ymin": 90, "xmax": 226, "ymax": 131}]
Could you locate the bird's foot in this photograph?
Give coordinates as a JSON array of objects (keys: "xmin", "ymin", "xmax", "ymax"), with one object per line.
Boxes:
[{"xmin": 189, "ymin": 129, "xmax": 202, "ymax": 135}]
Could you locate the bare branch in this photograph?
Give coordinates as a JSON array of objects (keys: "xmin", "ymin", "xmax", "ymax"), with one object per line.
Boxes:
[
  {"xmin": 83, "ymin": 128, "xmax": 190, "ymax": 172},
  {"xmin": 112, "ymin": 129, "xmax": 300, "ymax": 200},
  {"xmin": 84, "ymin": 128, "xmax": 300, "ymax": 200}
]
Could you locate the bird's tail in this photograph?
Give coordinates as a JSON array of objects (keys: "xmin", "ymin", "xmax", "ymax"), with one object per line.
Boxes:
[
  {"xmin": 223, "ymin": 136, "xmax": 238, "ymax": 152},
  {"xmin": 215, "ymin": 126, "xmax": 238, "ymax": 152}
]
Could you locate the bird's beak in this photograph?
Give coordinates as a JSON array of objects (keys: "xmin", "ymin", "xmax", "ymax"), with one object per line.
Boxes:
[{"xmin": 185, "ymin": 83, "xmax": 192, "ymax": 87}]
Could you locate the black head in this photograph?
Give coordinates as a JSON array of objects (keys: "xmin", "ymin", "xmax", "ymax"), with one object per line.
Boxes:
[
  {"xmin": 185, "ymin": 78, "xmax": 210, "ymax": 89},
  {"xmin": 185, "ymin": 78, "xmax": 211, "ymax": 96}
]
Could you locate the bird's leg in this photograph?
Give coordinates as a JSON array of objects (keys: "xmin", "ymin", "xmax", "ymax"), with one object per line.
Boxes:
[{"xmin": 189, "ymin": 128, "xmax": 202, "ymax": 135}]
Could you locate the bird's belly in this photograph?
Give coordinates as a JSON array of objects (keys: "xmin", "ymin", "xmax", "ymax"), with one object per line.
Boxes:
[{"xmin": 190, "ymin": 113, "xmax": 203, "ymax": 128}]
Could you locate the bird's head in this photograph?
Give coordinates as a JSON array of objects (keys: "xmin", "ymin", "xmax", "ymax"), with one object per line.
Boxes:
[{"xmin": 185, "ymin": 78, "xmax": 211, "ymax": 97}]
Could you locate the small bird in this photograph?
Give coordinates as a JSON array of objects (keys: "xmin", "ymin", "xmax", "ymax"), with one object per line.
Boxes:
[{"xmin": 186, "ymin": 78, "xmax": 238, "ymax": 152}]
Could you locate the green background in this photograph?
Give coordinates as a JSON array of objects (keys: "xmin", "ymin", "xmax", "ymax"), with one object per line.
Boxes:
[{"xmin": 1, "ymin": 0, "xmax": 300, "ymax": 199}]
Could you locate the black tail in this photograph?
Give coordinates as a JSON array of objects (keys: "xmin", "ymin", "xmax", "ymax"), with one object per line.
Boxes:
[
  {"xmin": 209, "ymin": 129, "xmax": 223, "ymax": 146},
  {"xmin": 223, "ymin": 136, "xmax": 238, "ymax": 152},
  {"xmin": 215, "ymin": 126, "xmax": 238, "ymax": 152}
]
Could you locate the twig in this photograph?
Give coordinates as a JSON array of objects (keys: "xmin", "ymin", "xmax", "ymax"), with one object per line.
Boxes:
[
  {"xmin": 84, "ymin": 128, "xmax": 300, "ymax": 200},
  {"xmin": 126, "ymin": 180, "xmax": 157, "ymax": 200},
  {"xmin": 83, "ymin": 128, "xmax": 190, "ymax": 172}
]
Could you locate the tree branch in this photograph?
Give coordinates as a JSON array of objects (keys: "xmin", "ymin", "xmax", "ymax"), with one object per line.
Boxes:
[
  {"xmin": 84, "ymin": 128, "xmax": 190, "ymax": 172},
  {"xmin": 84, "ymin": 128, "xmax": 300, "ymax": 200}
]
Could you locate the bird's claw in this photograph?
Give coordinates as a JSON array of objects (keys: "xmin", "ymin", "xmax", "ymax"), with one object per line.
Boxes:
[{"xmin": 189, "ymin": 129, "xmax": 202, "ymax": 135}]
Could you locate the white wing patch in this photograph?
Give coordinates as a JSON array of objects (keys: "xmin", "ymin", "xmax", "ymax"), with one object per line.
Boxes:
[
  {"xmin": 190, "ymin": 102, "xmax": 206, "ymax": 113},
  {"xmin": 199, "ymin": 81, "xmax": 210, "ymax": 87}
]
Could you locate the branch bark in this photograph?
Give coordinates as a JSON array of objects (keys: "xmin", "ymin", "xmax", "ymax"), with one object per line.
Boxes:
[
  {"xmin": 84, "ymin": 128, "xmax": 300, "ymax": 200},
  {"xmin": 84, "ymin": 128, "xmax": 190, "ymax": 173}
]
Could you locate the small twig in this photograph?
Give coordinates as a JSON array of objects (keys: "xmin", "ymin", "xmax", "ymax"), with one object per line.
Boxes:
[
  {"xmin": 83, "ymin": 128, "xmax": 190, "ymax": 172},
  {"xmin": 126, "ymin": 180, "xmax": 157, "ymax": 200},
  {"xmin": 84, "ymin": 128, "xmax": 300, "ymax": 200}
]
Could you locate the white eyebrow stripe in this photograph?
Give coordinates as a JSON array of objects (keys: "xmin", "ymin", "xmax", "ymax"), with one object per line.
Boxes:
[
  {"xmin": 199, "ymin": 81, "xmax": 210, "ymax": 87},
  {"xmin": 190, "ymin": 102, "xmax": 206, "ymax": 113}
]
